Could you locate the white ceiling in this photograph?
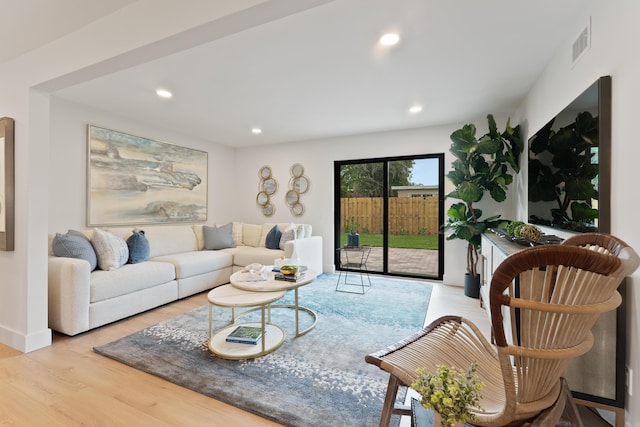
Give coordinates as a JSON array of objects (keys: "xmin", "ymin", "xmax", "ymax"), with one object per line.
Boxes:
[{"xmin": 8, "ymin": 0, "xmax": 592, "ymax": 147}]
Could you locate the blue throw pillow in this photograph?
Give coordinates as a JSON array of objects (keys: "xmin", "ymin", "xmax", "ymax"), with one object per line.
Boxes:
[
  {"xmin": 265, "ymin": 225, "xmax": 282, "ymax": 249},
  {"xmin": 52, "ymin": 231, "xmax": 98, "ymax": 271},
  {"xmin": 204, "ymin": 223, "xmax": 235, "ymax": 250},
  {"xmin": 127, "ymin": 230, "xmax": 150, "ymax": 263}
]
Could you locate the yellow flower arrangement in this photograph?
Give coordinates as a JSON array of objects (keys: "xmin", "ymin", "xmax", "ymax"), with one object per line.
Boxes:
[{"xmin": 411, "ymin": 362, "xmax": 485, "ymax": 427}]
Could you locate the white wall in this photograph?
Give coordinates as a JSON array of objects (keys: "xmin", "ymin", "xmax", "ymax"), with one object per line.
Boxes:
[
  {"xmin": 49, "ymin": 96, "xmax": 522, "ymax": 283},
  {"xmin": 515, "ymin": 2, "xmax": 640, "ymax": 425},
  {"xmin": 233, "ymin": 116, "xmax": 519, "ymax": 281},
  {"xmin": 49, "ymin": 97, "xmax": 237, "ymax": 232},
  {"xmin": 0, "ymin": 0, "xmax": 328, "ymax": 352}
]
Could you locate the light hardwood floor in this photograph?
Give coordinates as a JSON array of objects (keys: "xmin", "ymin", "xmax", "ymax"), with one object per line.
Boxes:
[
  {"xmin": 0, "ymin": 292, "xmax": 282, "ymax": 426},
  {"xmin": 0, "ymin": 281, "xmax": 487, "ymax": 426}
]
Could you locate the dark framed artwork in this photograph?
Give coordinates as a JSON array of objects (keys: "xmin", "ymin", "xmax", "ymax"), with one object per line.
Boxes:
[
  {"xmin": 0, "ymin": 117, "xmax": 15, "ymax": 251},
  {"xmin": 87, "ymin": 125, "xmax": 208, "ymax": 226}
]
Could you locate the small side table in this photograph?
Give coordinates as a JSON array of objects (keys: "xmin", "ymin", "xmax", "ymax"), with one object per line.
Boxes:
[
  {"xmin": 335, "ymin": 245, "xmax": 372, "ymax": 294},
  {"xmin": 207, "ymin": 284, "xmax": 286, "ymax": 360}
]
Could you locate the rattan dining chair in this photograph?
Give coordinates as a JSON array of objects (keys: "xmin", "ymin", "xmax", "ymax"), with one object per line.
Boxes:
[{"xmin": 365, "ymin": 235, "xmax": 639, "ymax": 427}]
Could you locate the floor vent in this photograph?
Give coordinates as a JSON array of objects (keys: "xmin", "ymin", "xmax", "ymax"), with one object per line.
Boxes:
[{"xmin": 572, "ymin": 18, "xmax": 591, "ymax": 65}]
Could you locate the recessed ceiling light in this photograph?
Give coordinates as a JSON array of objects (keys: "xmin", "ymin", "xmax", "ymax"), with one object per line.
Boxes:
[
  {"xmin": 156, "ymin": 89, "xmax": 173, "ymax": 99},
  {"xmin": 379, "ymin": 33, "xmax": 400, "ymax": 46},
  {"xmin": 409, "ymin": 105, "xmax": 423, "ymax": 114},
  {"xmin": 251, "ymin": 128, "xmax": 262, "ymax": 134}
]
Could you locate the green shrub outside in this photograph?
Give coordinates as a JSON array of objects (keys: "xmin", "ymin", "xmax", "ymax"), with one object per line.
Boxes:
[{"xmin": 340, "ymin": 233, "xmax": 439, "ymax": 250}]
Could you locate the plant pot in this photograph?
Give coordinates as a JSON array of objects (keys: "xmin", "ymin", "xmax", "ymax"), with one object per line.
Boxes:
[
  {"xmin": 347, "ymin": 232, "xmax": 360, "ymax": 247},
  {"xmin": 433, "ymin": 411, "xmax": 462, "ymax": 427},
  {"xmin": 464, "ymin": 273, "xmax": 480, "ymax": 299}
]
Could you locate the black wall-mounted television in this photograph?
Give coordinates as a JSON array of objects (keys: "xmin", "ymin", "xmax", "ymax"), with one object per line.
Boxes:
[
  {"xmin": 528, "ymin": 76, "xmax": 626, "ymax": 417},
  {"xmin": 528, "ymin": 75, "xmax": 611, "ymax": 233}
]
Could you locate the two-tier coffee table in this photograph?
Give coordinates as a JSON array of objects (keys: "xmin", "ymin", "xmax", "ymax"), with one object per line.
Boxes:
[
  {"xmin": 230, "ymin": 268, "xmax": 318, "ymax": 337},
  {"xmin": 207, "ymin": 284, "xmax": 285, "ymax": 360}
]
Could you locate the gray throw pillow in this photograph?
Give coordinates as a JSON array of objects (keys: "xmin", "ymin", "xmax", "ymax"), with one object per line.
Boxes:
[
  {"xmin": 127, "ymin": 230, "xmax": 150, "ymax": 264},
  {"xmin": 265, "ymin": 225, "xmax": 282, "ymax": 249},
  {"xmin": 204, "ymin": 223, "xmax": 235, "ymax": 250},
  {"xmin": 279, "ymin": 226, "xmax": 296, "ymax": 250},
  {"xmin": 52, "ymin": 231, "xmax": 98, "ymax": 271}
]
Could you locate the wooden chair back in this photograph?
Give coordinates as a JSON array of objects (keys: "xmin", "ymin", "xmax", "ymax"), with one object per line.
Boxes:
[{"xmin": 488, "ymin": 242, "xmax": 639, "ymax": 420}]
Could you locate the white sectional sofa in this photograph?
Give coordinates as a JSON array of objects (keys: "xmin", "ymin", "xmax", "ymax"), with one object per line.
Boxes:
[{"xmin": 48, "ymin": 222, "xmax": 322, "ymax": 336}]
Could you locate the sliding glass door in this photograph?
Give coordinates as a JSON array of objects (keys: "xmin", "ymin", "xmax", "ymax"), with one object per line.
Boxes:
[{"xmin": 335, "ymin": 154, "xmax": 444, "ymax": 279}]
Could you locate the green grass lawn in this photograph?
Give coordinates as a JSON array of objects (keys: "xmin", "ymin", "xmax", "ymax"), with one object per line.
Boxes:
[{"xmin": 341, "ymin": 233, "xmax": 439, "ymax": 250}]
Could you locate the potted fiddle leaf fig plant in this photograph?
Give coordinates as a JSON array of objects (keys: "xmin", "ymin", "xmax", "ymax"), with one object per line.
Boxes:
[{"xmin": 443, "ymin": 114, "xmax": 522, "ymax": 298}]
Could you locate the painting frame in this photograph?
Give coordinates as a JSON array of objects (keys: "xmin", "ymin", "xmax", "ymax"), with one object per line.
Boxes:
[
  {"xmin": 0, "ymin": 117, "xmax": 15, "ymax": 251},
  {"xmin": 87, "ymin": 125, "xmax": 208, "ymax": 227}
]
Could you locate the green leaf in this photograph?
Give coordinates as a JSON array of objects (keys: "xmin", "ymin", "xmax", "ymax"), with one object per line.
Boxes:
[
  {"xmin": 458, "ymin": 181, "xmax": 483, "ymax": 203},
  {"xmin": 565, "ymin": 177, "xmax": 598, "ymax": 200},
  {"xmin": 489, "ymin": 185, "xmax": 506, "ymax": 202},
  {"xmin": 476, "ymin": 137, "xmax": 501, "ymax": 154},
  {"xmin": 450, "ymin": 124, "xmax": 477, "ymax": 153},
  {"xmin": 571, "ymin": 202, "xmax": 599, "ymax": 221}
]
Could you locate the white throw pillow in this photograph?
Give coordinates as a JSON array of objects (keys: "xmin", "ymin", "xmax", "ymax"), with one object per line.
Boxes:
[
  {"xmin": 91, "ymin": 228, "xmax": 129, "ymax": 271},
  {"xmin": 232, "ymin": 222, "xmax": 244, "ymax": 247},
  {"xmin": 242, "ymin": 223, "xmax": 263, "ymax": 247}
]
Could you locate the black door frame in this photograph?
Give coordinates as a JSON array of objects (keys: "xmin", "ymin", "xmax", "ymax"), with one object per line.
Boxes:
[{"xmin": 334, "ymin": 153, "xmax": 444, "ymax": 280}]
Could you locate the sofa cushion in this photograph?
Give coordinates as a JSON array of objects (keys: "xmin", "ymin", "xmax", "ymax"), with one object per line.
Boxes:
[
  {"xmin": 231, "ymin": 246, "xmax": 285, "ymax": 268},
  {"xmin": 242, "ymin": 223, "xmax": 263, "ymax": 247},
  {"xmin": 90, "ymin": 261, "xmax": 176, "ymax": 303},
  {"xmin": 232, "ymin": 222, "xmax": 244, "ymax": 247},
  {"xmin": 91, "ymin": 229, "xmax": 129, "ymax": 271},
  {"xmin": 142, "ymin": 226, "xmax": 199, "ymax": 258},
  {"xmin": 127, "ymin": 230, "xmax": 150, "ymax": 264},
  {"xmin": 52, "ymin": 231, "xmax": 98, "ymax": 271},
  {"xmin": 265, "ymin": 225, "xmax": 282, "ymax": 249},
  {"xmin": 152, "ymin": 250, "xmax": 233, "ymax": 279},
  {"xmin": 204, "ymin": 223, "xmax": 235, "ymax": 250}
]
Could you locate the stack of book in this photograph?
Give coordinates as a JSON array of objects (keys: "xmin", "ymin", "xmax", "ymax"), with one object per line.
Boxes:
[
  {"xmin": 225, "ymin": 325, "xmax": 264, "ymax": 345},
  {"xmin": 274, "ymin": 272, "xmax": 305, "ymax": 282}
]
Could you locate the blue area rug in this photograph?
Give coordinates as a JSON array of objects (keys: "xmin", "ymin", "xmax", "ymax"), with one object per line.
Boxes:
[{"xmin": 94, "ymin": 273, "xmax": 432, "ymax": 426}]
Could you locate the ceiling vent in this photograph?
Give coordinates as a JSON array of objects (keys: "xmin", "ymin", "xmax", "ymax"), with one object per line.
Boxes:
[{"xmin": 572, "ymin": 18, "xmax": 591, "ymax": 65}]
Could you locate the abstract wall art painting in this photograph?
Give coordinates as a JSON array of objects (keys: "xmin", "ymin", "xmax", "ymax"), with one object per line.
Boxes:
[
  {"xmin": 0, "ymin": 117, "xmax": 14, "ymax": 251},
  {"xmin": 87, "ymin": 126, "xmax": 207, "ymax": 226}
]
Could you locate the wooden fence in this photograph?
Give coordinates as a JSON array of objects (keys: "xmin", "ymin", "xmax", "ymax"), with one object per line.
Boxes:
[{"xmin": 340, "ymin": 197, "xmax": 440, "ymax": 235}]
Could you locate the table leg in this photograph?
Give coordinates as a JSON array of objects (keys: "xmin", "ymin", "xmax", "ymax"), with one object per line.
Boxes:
[
  {"xmin": 208, "ymin": 303, "xmax": 213, "ymax": 340},
  {"xmin": 261, "ymin": 305, "xmax": 266, "ymax": 354},
  {"xmin": 295, "ymin": 288, "xmax": 300, "ymax": 336}
]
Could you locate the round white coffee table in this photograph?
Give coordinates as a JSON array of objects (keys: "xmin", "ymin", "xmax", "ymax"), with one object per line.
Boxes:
[
  {"xmin": 230, "ymin": 268, "xmax": 318, "ymax": 337},
  {"xmin": 207, "ymin": 284, "xmax": 285, "ymax": 360}
]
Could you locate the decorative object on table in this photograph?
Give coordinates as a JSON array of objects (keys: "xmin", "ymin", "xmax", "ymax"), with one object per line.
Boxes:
[
  {"xmin": 257, "ymin": 165, "xmax": 277, "ymax": 217},
  {"xmin": 225, "ymin": 325, "xmax": 264, "ymax": 345},
  {"xmin": 94, "ymin": 274, "xmax": 433, "ymax": 427},
  {"xmin": 344, "ymin": 216, "xmax": 360, "ymax": 247},
  {"xmin": 0, "ymin": 117, "xmax": 15, "ymax": 251},
  {"xmin": 235, "ymin": 263, "xmax": 268, "ymax": 281},
  {"xmin": 279, "ymin": 264, "xmax": 299, "ymax": 275},
  {"xmin": 411, "ymin": 363, "xmax": 484, "ymax": 427},
  {"xmin": 442, "ymin": 114, "xmax": 522, "ymax": 298},
  {"xmin": 87, "ymin": 125, "xmax": 207, "ymax": 226},
  {"xmin": 285, "ymin": 163, "xmax": 309, "ymax": 216},
  {"xmin": 492, "ymin": 221, "xmax": 563, "ymax": 247}
]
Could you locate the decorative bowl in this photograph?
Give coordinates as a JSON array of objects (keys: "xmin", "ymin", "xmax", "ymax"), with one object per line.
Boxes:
[{"xmin": 280, "ymin": 265, "xmax": 299, "ymax": 275}]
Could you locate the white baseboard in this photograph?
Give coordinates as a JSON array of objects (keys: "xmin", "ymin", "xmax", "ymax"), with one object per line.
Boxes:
[{"xmin": 0, "ymin": 325, "xmax": 51, "ymax": 353}]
